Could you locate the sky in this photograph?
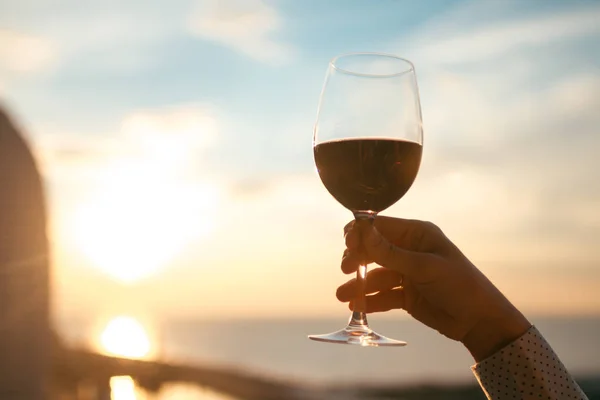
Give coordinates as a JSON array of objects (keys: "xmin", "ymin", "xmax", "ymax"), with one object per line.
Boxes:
[{"xmin": 1, "ymin": 0, "xmax": 599, "ymax": 324}]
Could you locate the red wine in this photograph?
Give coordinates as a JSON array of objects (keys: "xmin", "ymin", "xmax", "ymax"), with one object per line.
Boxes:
[{"xmin": 314, "ymin": 138, "xmax": 422, "ymax": 213}]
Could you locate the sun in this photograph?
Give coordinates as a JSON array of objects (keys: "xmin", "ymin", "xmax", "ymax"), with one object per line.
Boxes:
[
  {"xmin": 97, "ymin": 316, "xmax": 156, "ymax": 400},
  {"xmin": 71, "ymin": 160, "xmax": 219, "ymax": 283},
  {"xmin": 99, "ymin": 316, "xmax": 151, "ymax": 359}
]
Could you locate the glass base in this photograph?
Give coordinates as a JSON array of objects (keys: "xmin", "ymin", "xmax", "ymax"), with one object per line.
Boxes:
[{"xmin": 309, "ymin": 324, "xmax": 407, "ymax": 347}]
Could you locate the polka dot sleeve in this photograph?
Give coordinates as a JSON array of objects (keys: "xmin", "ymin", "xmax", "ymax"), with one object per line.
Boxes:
[{"xmin": 471, "ymin": 326, "xmax": 589, "ymax": 399}]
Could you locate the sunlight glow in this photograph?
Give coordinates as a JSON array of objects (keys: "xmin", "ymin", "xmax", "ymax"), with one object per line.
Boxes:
[
  {"xmin": 72, "ymin": 160, "xmax": 219, "ymax": 283},
  {"xmin": 100, "ymin": 316, "xmax": 151, "ymax": 359}
]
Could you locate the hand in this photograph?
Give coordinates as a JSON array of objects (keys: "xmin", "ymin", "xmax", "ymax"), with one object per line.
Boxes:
[{"xmin": 337, "ymin": 217, "xmax": 531, "ymax": 361}]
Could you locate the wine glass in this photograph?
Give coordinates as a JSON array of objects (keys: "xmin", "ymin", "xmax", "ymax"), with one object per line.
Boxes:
[{"xmin": 309, "ymin": 53, "xmax": 423, "ymax": 346}]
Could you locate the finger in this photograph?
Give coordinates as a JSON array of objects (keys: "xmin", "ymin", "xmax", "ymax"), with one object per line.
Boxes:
[
  {"xmin": 349, "ymin": 288, "xmax": 405, "ymax": 313},
  {"xmin": 336, "ymin": 268, "xmax": 403, "ymax": 301},
  {"xmin": 344, "ymin": 220, "xmax": 376, "ymax": 269},
  {"xmin": 343, "ymin": 220, "xmax": 355, "ymax": 236},
  {"xmin": 363, "ymin": 224, "xmax": 439, "ymax": 279},
  {"xmin": 341, "ymin": 249, "xmax": 363, "ymax": 274},
  {"xmin": 344, "ymin": 223, "xmax": 361, "ymax": 251}
]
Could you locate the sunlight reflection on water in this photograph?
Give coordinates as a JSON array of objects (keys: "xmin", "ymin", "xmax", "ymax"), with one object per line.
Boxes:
[
  {"xmin": 157, "ymin": 384, "xmax": 238, "ymax": 400},
  {"xmin": 98, "ymin": 316, "xmax": 237, "ymax": 400},
  {"xmin": 110, "ymin": 376, "xmax": 139, "ymax": 400},
  {"xmin": 110, "ymin": 377, "xmax": 237, "ymax": 400}
]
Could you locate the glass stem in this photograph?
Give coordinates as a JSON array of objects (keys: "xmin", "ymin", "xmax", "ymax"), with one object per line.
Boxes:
[
  {"xmin": 349, "ymin": 264, "xmax": 369, "ymax": 327},
  {"xmin": 349, "ymin": 212, "xmax": 377, "ymax": 329}
]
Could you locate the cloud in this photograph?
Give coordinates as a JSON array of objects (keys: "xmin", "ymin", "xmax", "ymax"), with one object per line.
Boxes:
[
  {"xmin": 0, "ymin": 29, "xmax": 57, "ymax": 74},
  {"xmin": 381, "ymin": 3, "xmax": 600, "ymax": 270},
  {"xmin": 0, "ymin": 3, "xmax": 179, "ymax": 76},
  {"xmin": 407, "ymin": 3, "xmax": 600, "ymax": 65},
  {"xmin": 33, "ymin": 104, "xmax": 220, "ymax": 187},
  {"xmin": 187, "ymin": 0, "xmax": 295, "ymax": 65},
  {"xmin": 50, "ymin": 9, "xmax": 175, "ymax": 73},
  {"xmin": 120, "ymin": 104, "xmax": 219, "ymax": 165}
]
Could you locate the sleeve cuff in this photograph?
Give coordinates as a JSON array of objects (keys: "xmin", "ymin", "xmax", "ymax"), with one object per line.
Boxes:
[{"xmin": 471, "ymin": 325, "xmax": 588, "ymax": 399}]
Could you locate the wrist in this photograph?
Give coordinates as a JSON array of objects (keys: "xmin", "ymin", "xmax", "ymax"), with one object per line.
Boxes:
[{"xmin": 462, "ymin": 304, "xmax": 531, "ymax": 362}]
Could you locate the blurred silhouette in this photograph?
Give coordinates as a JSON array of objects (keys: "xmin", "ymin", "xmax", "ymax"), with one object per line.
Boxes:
[{"xmin": 0, "ymin": 105, "xmax": 51, "ymax": 398}]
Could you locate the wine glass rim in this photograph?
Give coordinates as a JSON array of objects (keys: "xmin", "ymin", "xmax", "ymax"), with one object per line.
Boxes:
[{"xmin": 329, "ymin": 52, "xmax": 415, "ymax": 78}]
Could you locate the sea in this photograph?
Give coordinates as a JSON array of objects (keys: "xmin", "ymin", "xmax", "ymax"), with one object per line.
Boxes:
[{"xmin": 58, "ymin": 316, "xmax": 600, "ymax": 399}]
